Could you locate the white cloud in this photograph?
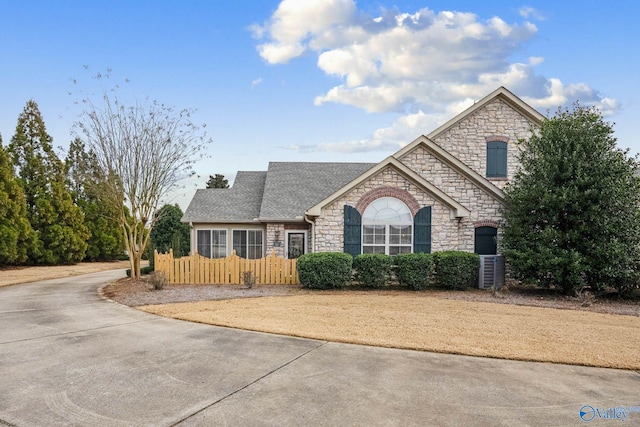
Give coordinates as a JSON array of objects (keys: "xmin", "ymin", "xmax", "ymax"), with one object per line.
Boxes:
[
  {"xmin": 251, "ymin": 77, "xmax": 263, "ymax": 88},
  {"xmin": 519, "ymin": 6, "xmax": 546, "ymax": 21},
  {"xmin": 255, "ymin": 1, "xmax": 618, "ymax": 153}
]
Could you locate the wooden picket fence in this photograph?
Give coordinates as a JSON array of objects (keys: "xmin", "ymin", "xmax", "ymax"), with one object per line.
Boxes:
[{"xmin": 154, "ymin": 249, "xmax": 299, "ymax": 285}]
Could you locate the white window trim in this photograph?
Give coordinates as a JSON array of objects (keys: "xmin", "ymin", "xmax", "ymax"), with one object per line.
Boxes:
[
  {"xmin": 285, "ymin": 230, "xmax": 307, "ymax": 259},
  {"xmin": 231, "ymin": 228, "xmax": 264, "ymax": 259},
  {"xmin": 361, "ymin": 197, "xmax": 413, "ymax": 256},
  {"xmin": 196, "ymin": 229, "xmax": 228, "ymax": 259},
  {"xmin": 362, "ymin": 224, "xmax": 413, "ymax": 255}
]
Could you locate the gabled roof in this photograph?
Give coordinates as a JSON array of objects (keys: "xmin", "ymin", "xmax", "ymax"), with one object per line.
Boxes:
[
  {"xmin": 425, "ymin": 86, "xmax": 545, "ymax": 141},
  {"xmin": 306, "ymin": 156, "xmax": 472, "ymax": 219},
  {"xmin": 395, "ymin": 136, "xmax": 506, "ymax": 203},
  {"xmin": 258, "ymin": 162, "xmax": 375, "ymax": 221},
  {"xmin": 181, "ymin": 171, "xmax": 267, "ymax": 223}
]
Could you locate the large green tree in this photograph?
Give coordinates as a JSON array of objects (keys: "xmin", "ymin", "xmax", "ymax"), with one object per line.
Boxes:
[
  {"xmin": 149, "ymin": 204, "xmax": 190, "ymax": 261},
  {"xmin": 66, "ymin": 137, "xmax": 124, "ymax": 261},
  {"xmin": 501, "ymin": 104, "xmax": 640, "ymax": 296},
  {"xmin": 0, "ymin": 134, "xmax": 37, "ymax": 265},
  {"xmin": 9, "ymin": 100, "xmax": 89, "ymax": 264}
]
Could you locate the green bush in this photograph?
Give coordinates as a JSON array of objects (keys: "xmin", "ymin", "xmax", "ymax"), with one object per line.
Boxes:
[
  {"xmin": 433, "ymin": 251, "xmax": 480, "ymax": 290},
  {"xmin": 297, "ymin": 252, "xmax": 353, "ymax": 289},
  {"xmin": 395, "ymin": 253, "xmax": 434, "ymax": 290},
  {"xmin": 353, "ymin": 254, "xmax": 393, "ymax": 288}
]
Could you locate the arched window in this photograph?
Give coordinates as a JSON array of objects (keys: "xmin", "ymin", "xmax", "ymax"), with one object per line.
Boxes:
[{"xmin": 362, "ymin": 197, "xmax": 412, "ymax": 255}]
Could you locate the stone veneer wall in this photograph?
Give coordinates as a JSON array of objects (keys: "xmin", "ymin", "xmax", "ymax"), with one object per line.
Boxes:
[
  {"xmin": 399, "ymin": 147, "xmax": 505, "ymax": 251},
  {"xmin": 431, "ymin": 98, "xmax": 536, "ymax": 190},
  {"xmin": 266, "ymin": 223, "xmax": 285, "ymax": 258},
  {"xmin": 314, "ymin": 167, "xmax": 463, "ymax": 253}
]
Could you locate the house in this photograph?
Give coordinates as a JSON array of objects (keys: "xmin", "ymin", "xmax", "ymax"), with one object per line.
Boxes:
[{"xmin": 182, "ymin": 87, "xmax": 544, "ymax": 262}]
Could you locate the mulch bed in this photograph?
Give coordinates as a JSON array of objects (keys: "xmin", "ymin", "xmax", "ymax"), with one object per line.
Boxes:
[{"xmin": 101, "ymin": 279, "xmax": 640, "ymax": 317}]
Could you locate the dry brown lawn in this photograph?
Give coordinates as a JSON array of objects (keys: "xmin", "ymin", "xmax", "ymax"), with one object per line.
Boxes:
[
  {"xmin": 140, "ymin": 292, "xmax": 640, "ymax": 370},
  {"xmin": 0, "ymin": 261, "xmax": 131, "ymax": 287}
]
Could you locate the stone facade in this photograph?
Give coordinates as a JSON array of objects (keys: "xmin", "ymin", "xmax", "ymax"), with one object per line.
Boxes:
[
  {"xmin": 266, "ymin": 223, "xmax": 285, "ymax": 258},
  {"xmin": 187, "ymin": 88, "xmax": 541, "ymax": 260},
  {"xmin": 431, "ymin": 98, "xmax": 535, "ymax": 189},
  {"xmin": 314, "ymin": 167, "xmax": 464, "ymax": 253}
]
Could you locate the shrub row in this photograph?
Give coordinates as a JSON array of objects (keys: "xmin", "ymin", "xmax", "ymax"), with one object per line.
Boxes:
[{"xmin": 297, "ymin": 251, "xmax": 480, "ymax": 290}]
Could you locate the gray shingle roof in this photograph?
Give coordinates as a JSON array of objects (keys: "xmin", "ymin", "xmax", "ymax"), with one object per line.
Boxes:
[
  {"xmin": 182, "ymin": 162, "xmax": 375, "ymax": 223},
  {"xmin": 258, "ymin": 162, "xmax": 375, "ymax": 220},
  {"xmin": 181, "ymin": 171, "xmax": 267, "ymax": 223}
]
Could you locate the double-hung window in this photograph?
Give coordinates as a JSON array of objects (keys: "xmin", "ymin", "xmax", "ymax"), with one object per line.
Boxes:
[
  {"xmin": 362, "ymin": 197, "xmax": 412, "ymax": 255},
  {"xmin": 197, "ymin": 229, "xmax": 227, "ymax": 258},
  {"xmin": 233, "ymin": 230, "xmax": 263, "ymax": 259}
]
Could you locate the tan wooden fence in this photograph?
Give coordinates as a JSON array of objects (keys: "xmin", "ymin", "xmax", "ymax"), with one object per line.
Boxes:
[{"xmin": 154, "ymin": 250, "xmax": 299, "ymax": 285}]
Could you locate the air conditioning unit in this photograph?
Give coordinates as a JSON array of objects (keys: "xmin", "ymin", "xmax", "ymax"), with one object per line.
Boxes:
[{"xmin": 478, "ymin": 255, "xmax": 505, "ymax": 289}]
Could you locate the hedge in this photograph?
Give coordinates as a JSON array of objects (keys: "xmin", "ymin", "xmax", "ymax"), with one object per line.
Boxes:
[
  {"xmin": 297, "ymin": 252, "xmax": 353, "ymax": 289},
  {"xmin": 353, "ymin": 253, "xmax": 393, "ymax": 288},
  {"xmin": 432, "ymin": 251, "xmax": 480, "ymax": 290},
  {"xmin": 395, "ymin": 253, "xmax": 434, "ymax": 290}
]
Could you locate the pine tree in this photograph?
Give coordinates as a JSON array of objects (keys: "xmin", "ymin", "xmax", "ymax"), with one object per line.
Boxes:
[
  {"xmin": 9, "ymin": 100, "xmax": 89, "ymax": 264},
  {"xmin": 502, "ymin": 104, "xmax": 640, "ymax": 296},
  {"xmin": 0, "ymin": 134, "xmax": 37, "ymax": 265},
  {"xmin": 66, "ymin": 137, "xmax": 124, "ymax": 261},
  {"xmin": 206, "ymin": 174, "xmax": 229, "ymax": 188}
]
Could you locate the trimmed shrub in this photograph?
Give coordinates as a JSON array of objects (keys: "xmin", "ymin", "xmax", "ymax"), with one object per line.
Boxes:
[
  {"xmin": 297, "ymin": 252, "xmax": 353, "ymax": 289},
  {"xmin": 395, "ymin": 253, "xmax": 434, "ymax": 290},
  {"xmin": 353, "ymin": 254, "xmax": 393, "ymax": 288},
  {"xmin": 433, "ymin": 251, "xmax": 480, "ymax": 290}
]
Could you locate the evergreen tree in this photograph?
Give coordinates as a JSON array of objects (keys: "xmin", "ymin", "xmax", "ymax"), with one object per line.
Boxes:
[
  {"xmin": 502, "ymin": 104, "xmax": 640, "ymax": 296},
  {"xmin": 9, "ymin": 100, "xmax": 89, "ymax": 264},
  {"xmin": 149, "ymin": 204, "xmax": 190, "ymax": 259},
  {"xmin": 66, "ymin": 138, "xmax": 124, "ymax": 261},
  {"xmin": 206, "ymin": 174, "xmax": 229, "ymax": 188},
  {"xmin": 0, "ymin": 135, "xmax": 37, "ymax": 265}
]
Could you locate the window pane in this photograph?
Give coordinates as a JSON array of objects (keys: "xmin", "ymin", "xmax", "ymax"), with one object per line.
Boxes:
[
  {"xmin": 248, "ymin": 230, "xmax": 263, "ymax": 259},
  {"xmin": 233, "ymin": 230, "xmax": 247, "ymax": 258},
  {"xmin": 212, "ymin": 230, "xmax": 226, "ymax": 258},
  {"xmin": 363, "ymin": 246, "xmax": 374, "ymax": 254},
  {"xmin": 197, "ymin": 230, "xmax": 211, "ymax": 258}
]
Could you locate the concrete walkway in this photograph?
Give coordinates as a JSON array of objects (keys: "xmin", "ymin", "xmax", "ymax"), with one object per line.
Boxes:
[{"xmin": 0, "ymin": 270, "xmax": 638, "ymax": 426}]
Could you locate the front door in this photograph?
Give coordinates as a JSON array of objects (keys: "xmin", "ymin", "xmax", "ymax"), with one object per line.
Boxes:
[{"xmin": 287, "ymin": 232, "xmax": 306, "ymax": 259}]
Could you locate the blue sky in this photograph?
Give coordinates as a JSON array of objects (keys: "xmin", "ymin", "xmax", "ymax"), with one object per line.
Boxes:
[{"xmin": 1, "ymin": 1, "xmax": 638, "ymax": 209}]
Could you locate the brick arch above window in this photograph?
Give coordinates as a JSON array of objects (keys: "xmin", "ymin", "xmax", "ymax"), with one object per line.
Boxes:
[
  {"xmin": 356, "ymin": 186, "xmax": 421, "ymax": 216},
  {"xmin": 474, "ymin": 220, "xmax": 500, "ymax": 229},
  {"xmin": 485, "ymin": 135, "xmax": 510, "ymax": 143}
]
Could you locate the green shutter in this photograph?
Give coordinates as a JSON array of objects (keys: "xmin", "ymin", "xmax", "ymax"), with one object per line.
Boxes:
[
  {"xmin": 487, "ymin": 141, "xmax": 507, "ymax": 178},
  {"xmin": 413, "ymin": 206, "xmax": 431, "ymax": 253},
  {"xmin": 474, "ymin": 226, "xmax": 497, "ymax": 255},
  {"xmin": 344, "ymin": 205, "xmax": 361, "ymax": 257}
]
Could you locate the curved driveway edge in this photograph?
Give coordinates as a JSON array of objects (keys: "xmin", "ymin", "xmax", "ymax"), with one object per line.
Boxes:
[{"xmin": 0, "ymin": 270, "xmax": 638, "ymax": 426}]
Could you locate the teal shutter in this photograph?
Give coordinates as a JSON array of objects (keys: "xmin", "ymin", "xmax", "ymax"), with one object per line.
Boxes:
[
  {"xmin": 474, "ymin": 226, "xmax": 497, "ymax": 255},
  {"xmin": 486, "ymin": 141, "xmax": 507, "ymax": 178},
  {"xmin": 344, "ymin": 205, "xmax": 361, "ymax": 257},
  {"xmin": 413, "ymin": 206, "xmax": 431, "ymax": 253}
]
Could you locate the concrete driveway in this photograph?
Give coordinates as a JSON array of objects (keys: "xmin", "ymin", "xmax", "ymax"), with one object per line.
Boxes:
[{"xmin": 0, "ymin": 270, "xmax": 638, "ymax": 426}]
